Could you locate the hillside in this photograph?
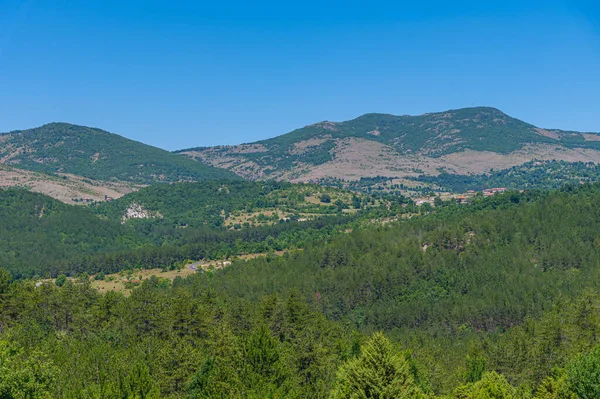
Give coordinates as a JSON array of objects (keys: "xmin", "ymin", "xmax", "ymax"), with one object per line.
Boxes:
[
  {"xmin": 0, "ymin": 164, "xmax": 141, "ymax": 204},
  {"xmin": 413, "ymin": 159, "xmax": 600, "ymax": 193},
  {"xmin": 0, "ymin": 181, "xmax": 379, "ymax": 278},
  {"xmin": 0, "ymin": 189, "xmax": 145, "ymax": 278},
  {"xmin": 188, "ymin": 184, "xmax": 600, "ymax": 394},
  {"xmin": 94, "ymin": 180, "xmax": 364, "ymax": 228},
  {"xmin": 4, "ymin": 185, "xmax": 600, "ymax": 397},
  {"xmin": 177, "ymin": 107, "xmax": 600, "ymax": 184},
  {"xmin": 0, "ymin": 122, "xmax": 238, "ymax": 183}
]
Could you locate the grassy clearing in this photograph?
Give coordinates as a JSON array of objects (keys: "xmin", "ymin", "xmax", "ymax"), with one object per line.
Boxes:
[
  {"xmin": 41, "ymin": 250, "xmax": 296, "ymax": 295},
  {"xmin": 91, "ymin": 267, "xmax": 196, "ymax": 295}
]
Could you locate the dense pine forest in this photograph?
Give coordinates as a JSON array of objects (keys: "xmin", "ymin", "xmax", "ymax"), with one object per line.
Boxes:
[
  {"xmin": 5, "ymin": 0, "xmax": 600, "ymax": 397},
  {"xmin": 2, "ymin": 182, "xmax": 600, "ymax": 397},
  {"xmin": 0, "ymin": 181, "xmax": 413, "ymax": 278}
]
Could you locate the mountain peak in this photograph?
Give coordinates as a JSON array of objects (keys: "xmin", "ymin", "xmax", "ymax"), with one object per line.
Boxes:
[
  {"xmin": 0, "ymin": 123, "xmax": 239, "ymax": 183},
  {"xmin": 178, "ymin": 106, "xmax": 600, "ymax": 183}
]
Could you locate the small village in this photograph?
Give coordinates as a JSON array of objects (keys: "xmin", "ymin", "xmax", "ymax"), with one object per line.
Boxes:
[
  {"xmin": 452, "ymin": 187, "xmax": 507, "ymax": 204},
  {"xmin": 415, "ymin": 187, "xmax": 508, "ymax": 207}
]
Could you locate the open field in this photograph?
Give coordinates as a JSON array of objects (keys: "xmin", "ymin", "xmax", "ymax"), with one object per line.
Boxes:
[
  {"xmin": 40, "ymin": 250, "xmax": 296, "ymax": 295},
  {"xmin": 91, "ymin": 267, "xmax": 196, "ymax": 295},
  {"xmin": 0, "ymin": 165, "xmax": 142, "ymax": 204}
]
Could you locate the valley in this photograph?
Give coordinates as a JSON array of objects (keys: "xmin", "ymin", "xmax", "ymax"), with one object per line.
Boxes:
[
  {"xmin": 3, "ymin": 111, "xmax": 600, "ymax": 398},
  {"xmin": 5, "ymin": 2, "xmax": 600, "ymax": 396},
  {"xmin": 4, "ymin": 182, "xmax": 600, "ymax": 397}
]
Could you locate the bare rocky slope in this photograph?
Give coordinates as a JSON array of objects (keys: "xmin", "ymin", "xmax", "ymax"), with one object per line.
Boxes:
[
  {"xmin": 0, "ymin": 165, "xmax": 141, "ymax": 204},
  {"xmin": 176, "ymin": 107, "xmax": 600, "ymax": 183}
]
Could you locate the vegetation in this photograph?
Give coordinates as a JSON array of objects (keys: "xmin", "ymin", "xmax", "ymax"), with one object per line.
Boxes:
[
  {"xmin": 3, "ymin": 184, "xmax": 600, "ymax": 396},
  {"xmin": 0, "ymin": 189, "xmax": 146, "ymax": 278},
  {"xmin": 93, "ymin": 180, "xmax": 357, "ymax": 228},
  {"xmin": 317, "ymin": 175, "xmax": 416, "ymax": 196},
  {"xmin": 329, "ymin": 332, "xmax": 427, "ymax": 398},
  {"xmin": 0, "ymin": 123, "xmax": 238, "ymax": 183},
  {"xmin": 178, "ymin": 107, "xmax": 600, "ymax": 180},
  {"xmin": 0, "ymin": 182, "xmax": 400, "ymax": 278},
  {"xmin": 414, "ymin": 160, "xmax": 600, "ymax": 193},
  {"xmin": 6, "ymin": 174, "xmax": 600, "ymax": 396}
]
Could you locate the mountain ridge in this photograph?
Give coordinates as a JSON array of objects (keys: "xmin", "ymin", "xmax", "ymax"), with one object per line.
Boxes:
[
  {"xmin": 0, "ymin": 122, "xmax": 239, "ymax": 184},
  {"xmin": 4, "ymin": 108, "xmax": 600, "ymax": 193},
  {"xmin": 179, "ymin": 107, "xmax": 600, "ymax": 152},
  {"xmin": 176, "ymin": 106, "xmax": 600, "ymax": 183}
]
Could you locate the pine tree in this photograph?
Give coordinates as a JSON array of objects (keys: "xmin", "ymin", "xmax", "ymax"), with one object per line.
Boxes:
[
  {"xmin": 329, "ymin": 332, "xmax": 427, "ymax": 399},
  {"xmin": 453, "ymin": 372, "xmax": 516, "ymax": 399}
]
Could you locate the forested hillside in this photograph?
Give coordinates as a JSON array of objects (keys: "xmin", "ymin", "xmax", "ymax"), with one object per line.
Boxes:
[
  {"xmin": 0, "ymin": 189, "xmax": 145, "ymax": 278},
  {"xmin": 0, "ymin": 123, "xmax": 237, "ymax": 183},
  {"xmin": 0, "ymin": 183, "xmax": 384, "ymax": 278},
  {"xmin": 3, "ymin": 185, "xmax": 600, "ymax": 396},
  {"xmin": 414, "ymin": 159, "xmax": 600, "ymax": 193},
  {"xmin": 94, "ymin": 180, "xmax": 361, "ymax": 228}
]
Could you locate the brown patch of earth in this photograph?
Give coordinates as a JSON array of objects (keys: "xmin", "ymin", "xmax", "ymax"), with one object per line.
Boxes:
[
  {"xmin": 0, "ymin": 165, "xmax": 142, "ymax": 204},
  {"xmin": 441, "ymin": 144, "xmax": 600, "ymax": 174},
  {"xmin": 286, "ymin": 140, "xmax": 600, "ymax": 182},
  {"xmin": 192, "ymin": 250, "xmax": 294, "ymax": 271},
  {"xmin": 93, "ymin": 268, "xmax": 195, "ymax": 296},
  {"xmin": 534, "ymin": 128, "xmax": 560, "ymax": 140},
  {"xmin": 181, "ymin": 137, "xmax": 600, "ymax": 184},
  {"xmin": 179, "ymin": 150, "xmax": 267, "ymax": 180},
  {"xmin": 231, "ymin": 143, "xmax": 268, "ymax": 154},
  {"xmin": 288, "ymin": 138, "xmax": 440, "ymax": 182},
  {"xmin": 290, "ymin": 137, "xmax": 330, "ymax": 154},
  {"xmin": 583, "ymin": 133, "xmax": 600, "ymax": 142}
]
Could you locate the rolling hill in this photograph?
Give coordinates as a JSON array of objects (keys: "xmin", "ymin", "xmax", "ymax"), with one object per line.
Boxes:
[
  {"xmin": 5, "ymin": 174, "xmax": 600, "ymax": 397},
  {"xmin": 0, "ymin": 164, "xmax": 141, "ymax": 204},
  {"xmin": 0, "ymin": 189, "xmax": 145, "ymax": 278},
  {"xmin": 0, "ymin": 122, "xmax": 239, "ymax": 184},
  {"xmin": 93, "ymin": 180, "xmax": 362, "ymax": 228},
  {"xmin": 177, "ymin": 107, "xmax": 600, "ymax": 183},
  {"xmin": 0, "ymin": 180, "xmax": 370, "ymax": 278}
]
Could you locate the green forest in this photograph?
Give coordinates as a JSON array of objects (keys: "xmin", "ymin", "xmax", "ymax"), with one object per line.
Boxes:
[
  {"xmin": 93, "ymin": 180, "xmax": 358, "ymax": 228},
  {"xmin": 412, "ymin": 160, "xmax": 600, "ymax": 193},
  {"xmin": 0, "ymin": 181, "xmax": 411, "ymax": 278},
  {"xmin": 0, "ymin": 186, "xmax": 366, "ymax": 278},
  {"xmin": 0, "ymin": 123, "xmax": 237, "ymax": 183},
  {"xmin": 2, "ymin": 181, "xmax": 600, "ymax": 397}
]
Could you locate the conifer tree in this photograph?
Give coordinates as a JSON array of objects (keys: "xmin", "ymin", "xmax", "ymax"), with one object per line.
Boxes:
[
  {"xmin": 329, "ymin": 332, "xmax": 427, "ymax": 399},
  {"xmin": 453, "ymin": 371, "xmax": 516, "ymax": 399}
]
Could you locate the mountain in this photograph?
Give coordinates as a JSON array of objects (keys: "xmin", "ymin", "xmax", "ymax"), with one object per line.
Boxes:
[
  {"xmin": 0, "ymin": 122, "xmax": 239, "ymax": 183},
  {"xmin": 177, "ymin": 107, "xmax": 600, "ymax": 183}
]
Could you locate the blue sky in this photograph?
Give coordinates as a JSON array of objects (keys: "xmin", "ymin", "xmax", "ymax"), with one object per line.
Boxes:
[{"xmin": 0, "ymin": 0, "xmax": 599, "ymax": 150}]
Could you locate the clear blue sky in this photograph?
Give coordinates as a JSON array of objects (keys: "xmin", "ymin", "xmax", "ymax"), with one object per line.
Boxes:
[{"xmin": 1, "ymin": 0, "xmax": 599, "ymax": 150}]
